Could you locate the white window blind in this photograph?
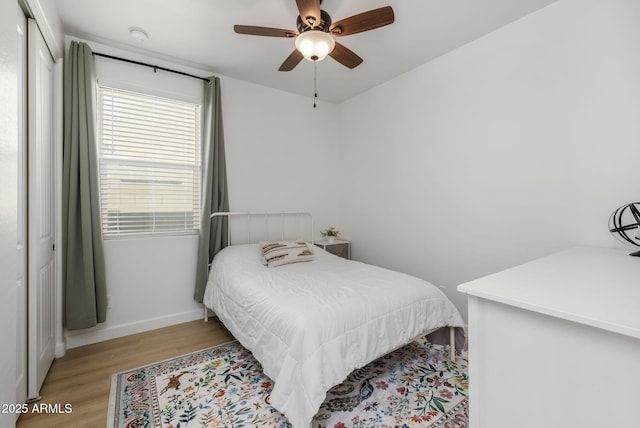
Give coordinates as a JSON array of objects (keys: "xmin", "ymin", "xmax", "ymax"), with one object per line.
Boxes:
[{"xmin": 98, "ymin": 86, "xmax": 201, "ymax": 237}]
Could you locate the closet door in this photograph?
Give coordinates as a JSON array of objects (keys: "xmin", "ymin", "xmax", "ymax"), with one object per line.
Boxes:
[
  {"xmin": 16, "ymin": 4, "xmax": 28, "ymax": 407},
  {"xmin": 27, "ymin": 18, "xmax": 56, "ymax": 400}
]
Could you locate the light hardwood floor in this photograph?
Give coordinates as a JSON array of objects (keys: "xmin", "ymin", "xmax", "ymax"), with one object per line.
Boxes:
[{"xmin": 17, "ymin": 319, "xmax": 235, "ymax": 428}]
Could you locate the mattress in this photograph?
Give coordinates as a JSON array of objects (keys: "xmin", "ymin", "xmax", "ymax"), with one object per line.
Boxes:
[{"xmin": 203, "ymin": 243, "xmax": 464, "ymax": 428}]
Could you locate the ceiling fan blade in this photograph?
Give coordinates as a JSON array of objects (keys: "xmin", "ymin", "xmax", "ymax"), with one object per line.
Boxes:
[
  {"xmin": 296, "ymin": 0, "xmax": 321, "ymax": 28},
  {"xmin": 330, "ymin": 6, "xmax": 395, "ymax": 37},
  {"xmin": 329, "ymin": 42, "xmax": 363, "ymax": 69},
  {"xmin": 279, "ymin": 49, "xmax": 304, "ymax": 71},
  {"xmin": 234, "ymin": 25, "xmax": 297, "ymax": 38}
]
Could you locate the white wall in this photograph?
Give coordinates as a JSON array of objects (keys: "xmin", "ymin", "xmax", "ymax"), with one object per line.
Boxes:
[
  {"xmin": 66, "ymin": 38, "xmax": 343, "ymax": 347},
  {"xmin": 336, "ymin": 0, "xmax": 640, "ymax": 318},
  {"xmin": 0, "ymin": 0, "xmax": 19, "ymax": 423},
  {"xmin": 222, "ymin": 76, "xmax": 341, "ymax": 222},
  {"xmin": 62, "ymin": 0, "xmax": 640, "ymax": 344}
]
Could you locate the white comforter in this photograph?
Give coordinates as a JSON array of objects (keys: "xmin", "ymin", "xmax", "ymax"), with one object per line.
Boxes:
[{"xmin": 203, "ymin": 244, "xmax": 464, "ymax": 428}]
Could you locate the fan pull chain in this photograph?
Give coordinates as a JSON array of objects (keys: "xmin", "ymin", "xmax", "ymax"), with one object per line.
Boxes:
[{"xmin": 313, "ymin": 60, "xmax": 318, "ymax": 108}]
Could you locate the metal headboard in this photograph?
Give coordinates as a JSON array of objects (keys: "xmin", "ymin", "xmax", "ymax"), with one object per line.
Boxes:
[{"xmin": 210, "ymin": 211, "xmax": 314, "ymax": 245}]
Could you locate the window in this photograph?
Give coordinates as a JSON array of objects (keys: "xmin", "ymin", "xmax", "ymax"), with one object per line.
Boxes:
[{"xmin": 98, "ymin": 86, "xmax": 201, "ymax": 237}]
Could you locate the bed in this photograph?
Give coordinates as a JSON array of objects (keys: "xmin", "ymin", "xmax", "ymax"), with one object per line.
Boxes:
[{"xmin": 202, "ymin": 212, "xmax": 465, "ymax": 428}]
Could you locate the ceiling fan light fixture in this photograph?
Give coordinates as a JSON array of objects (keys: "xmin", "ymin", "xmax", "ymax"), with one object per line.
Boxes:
[{"xmin": 295, "ymin": 30, "xmax": 335, "ymax": 62}]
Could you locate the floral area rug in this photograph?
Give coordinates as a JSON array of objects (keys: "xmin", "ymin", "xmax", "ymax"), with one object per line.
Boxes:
[{"xmin": 108, "ymin": 337, "xmax": 468, "ymax": 428}]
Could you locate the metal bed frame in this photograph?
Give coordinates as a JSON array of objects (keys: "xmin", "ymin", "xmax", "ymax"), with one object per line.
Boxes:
[{"xmin": 212, "ymin": 211, "xmax": 314, "ymax": 245}]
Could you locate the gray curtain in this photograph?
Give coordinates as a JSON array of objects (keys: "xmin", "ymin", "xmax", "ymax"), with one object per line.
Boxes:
[
  {"xmin": 195, "ymin": 76, "xmax": 229, "ymax": 303},
  {"xmin": 62, "ymin": 41, "xmax": 107, "ymax": 329}
]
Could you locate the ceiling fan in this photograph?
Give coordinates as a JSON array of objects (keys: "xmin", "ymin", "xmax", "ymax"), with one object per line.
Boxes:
[{"xmin": 234, "ymin": 0, "xmax": 395, "ymax": 71}]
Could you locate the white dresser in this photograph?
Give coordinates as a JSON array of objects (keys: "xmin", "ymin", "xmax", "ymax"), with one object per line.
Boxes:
[{"xmin": 458, "ymin": 246, "xmax": 640, "ymax": 428}]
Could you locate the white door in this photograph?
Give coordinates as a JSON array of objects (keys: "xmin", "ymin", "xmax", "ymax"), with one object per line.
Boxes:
[
  {"xmin": 16, "ymin": 5, "xmax": 28, "ymax": 407},
  {"xmin": 27, "ymin": 18, "xmax": 56, "ymax": 400}
]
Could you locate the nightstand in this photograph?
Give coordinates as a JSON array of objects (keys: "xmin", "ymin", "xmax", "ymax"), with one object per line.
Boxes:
[{"xmin": 315, "ymin": 239, "xmax": 351, "ymax": 260}]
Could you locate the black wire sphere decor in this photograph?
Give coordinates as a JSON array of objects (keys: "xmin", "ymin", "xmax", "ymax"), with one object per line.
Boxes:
[{"xmin": 609, "ymin": 202, "xmax": 640, "ymax": 257}]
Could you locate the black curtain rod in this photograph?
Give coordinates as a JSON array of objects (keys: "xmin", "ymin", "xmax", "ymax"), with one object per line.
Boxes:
[{"xmin": 92, "ymin": 52, "xmax": 211, "ymax": 83}]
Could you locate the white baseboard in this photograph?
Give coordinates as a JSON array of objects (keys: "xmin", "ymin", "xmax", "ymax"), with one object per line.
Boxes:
[
  {"xmin": 64, "ymin": 308, "xmax": 204, "ymax": 349},
  {"xmin": 55, "ymin": 341, "xmax": 66, "ymax": 358}
]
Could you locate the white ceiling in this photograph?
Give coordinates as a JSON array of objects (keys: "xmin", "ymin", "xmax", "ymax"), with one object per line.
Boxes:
[{"xmin": 52, "ymin": 0, "xmax": 557, "ymax": 103}]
